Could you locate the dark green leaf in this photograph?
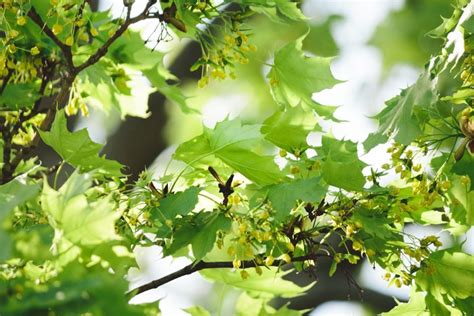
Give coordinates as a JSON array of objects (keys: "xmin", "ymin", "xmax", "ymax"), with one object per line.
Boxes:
[
  {"xmin": 267, "ymin": 177, "xmax": 326, "ymax": 221},
  {"xmin": 157, "ymin": 187, "xmax": 201, "ymax": 220}
]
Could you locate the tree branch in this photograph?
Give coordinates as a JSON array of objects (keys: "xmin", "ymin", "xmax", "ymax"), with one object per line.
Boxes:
[
  {"xmin": 129, "ymin": 254, "xmax": 329, "ymax": 296},
  {"xmin": 27, "ymin": 7, "xmax": 74, "ymax": 71}
]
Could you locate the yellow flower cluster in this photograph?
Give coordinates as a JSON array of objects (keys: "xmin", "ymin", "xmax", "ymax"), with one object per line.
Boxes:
[{"xmin": 197, "ymin": 26, "xmax": 257, "ymax": 88}]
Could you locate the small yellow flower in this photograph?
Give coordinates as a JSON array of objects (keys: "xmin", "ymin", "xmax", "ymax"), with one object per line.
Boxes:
[
  {"xmin": 265, "ymin": 255, "xmax": 274, "ymax": 266},
  {"xmin": 280, "ymin": 253, "xmax": 291, "ymax": 263},
  {"xmin": 8, "ymin": 44, "xmax": 17, "ymax": 54},
  {"xmin": 52, "ymin": 24, "xmax": 63, "ymax": 35},
  {"xmin": 76, "ymin": 19, "xmax": 86, "ymax": 27},
  {"xmin": 232, "ymin": 258, "xmax": 241, "ymax": 269},
  {"xmin": 30, "ymin": 46, "xmax": 40, "ymax": 56},
  {"xmin": 240, "ymin": 270, "xmax": 249, "ymax": 280},
  {"xmin": 460, "ymin": 176, "xmax": 470, "ymax": 186},
  {"xmin": 394, "ymin": 278, "xmax": 402, "ymax": 288},
  {"xmin": 198, "ymin": 76, "xmax": 208, "ymax": 88},
  {"xmin": 90, "ymin": 27, "xmax": 99, "ymax": 37},
  {"xmin": 17, "ymin": 16, "xmax": 27, "ymax": 26},
  {"xmin": 65, "ymin": 36, "xmax": 74, "ymax": 46},
  {"xmin": 8, "ymin": 29, "xmax": 19, "ymax": 38},
  {"xmin": 412, "ymin": 164, "xmax": 422, "ymax": 172}
]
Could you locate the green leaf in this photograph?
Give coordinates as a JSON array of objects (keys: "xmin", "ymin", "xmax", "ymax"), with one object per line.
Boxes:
[
  {"xmin": 156, "ymin": 187, "xmax": 201, "ymax": 220},
  {"xmin": 261, "ymin": 107, "xmax": 319, "ymax": 152},
  {"xmin": 367, "ymin": 71, "xmax": 438, "ymax": 148},
  {"xmin": 363, "ymin": 133, "xmax": 388, "ymax": 152},
  {"xmin": 184, "ymin": 306, "xmax": 211, "ymax": 316},
  {"xmin": 200, "ymin": 268, "xmax": 310, "ymax": 298},
  {"xmin": 41, "ymin": 171, "xmax": 121, "ymax": 246},
  {"xmin": 268, "ymin": 34, "xmax": 341, "ymax": 119},
  {"xmin": 382, "ymin": 291, "xmax": 429, "ymax": 316},
  {"xmin": 450, "ymin": 176, "xmax": 474, "ymax": 225},
  {"xmin": 143, "ymin": 67, "xmax": 196, "ymax": 114},
  {"xmin": 174, "ymin": 119, "xmax": 284, "ymax": 186},
  {"xmin": 415, "ymin": 249, "xmax": 474, "ymax": 300},
  {"xmin": 452, "ymin": 153, "xmax": 474, "ymax": 191},
  {"xmin": 0, "ymin": 83, "xmax": 40, "ymax": 110},
  {"xmin": 164, "ymin": 212, "xmax": 230, "ymax": 260},
  {"xmin": 267, "ymin": 177, "xmax": 326, "ymax": 221},
  {"xmin": 319, "ymin": 136, "xmax": 366, "ymax": 191},
  {"xmin": 77, "ymin": 60, "xmax": 153, "ymax": 119},
  {"xmin": 235, "ymin": 293, "xmax": 303, "ymax": 316},
  {"xmin": 39, "ymin": 110, "xmax": 123, "ymax": 176},
  {"xmin": 351, "ymin": 208, "xmax": 397, "ymax": 240},
  {"xmin": 0, "ymin": 177, "xmax": 40, "ymax": 221},
  {"xmin": 228, "ymin": 0, "xmax": 306, "ymax": 22},
  {"xmin": 191, "ymin": 213, "xmax": 231, "ymax": 262}
]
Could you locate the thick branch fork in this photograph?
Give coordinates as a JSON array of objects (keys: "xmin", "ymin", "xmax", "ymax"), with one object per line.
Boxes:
[{"xmin": 130, "ymin": 254, "xmax": 328, "ymax": 296}]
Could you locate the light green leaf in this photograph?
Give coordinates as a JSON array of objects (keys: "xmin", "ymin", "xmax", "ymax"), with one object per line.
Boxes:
[
  {"xmin": 415, "ymin": 249, "xmax": 474, "ymax": 300},
  {"xmin": 174, "ymin": 119, "xmax": 284, "ymax": 186},
  {"xmin": 261, "ymin": 107, "xmax": 319, "ymax": 152},
  {"xmin": 0, "ymin": 178, "xmax": 40, "ymax": 221},
  {"xmin": 267, "ymin": 177, "xmax": 326, "ymax": 221},
  {"xmin": 108, "ymin": 29, "xmax": 191, "ymax": 115},
  {"xmin": 382, "ymin": 291, "xmax": 429, "ymax": 316},
  {"xmin": 235, "ymin": 292, "xmax": 303, "ymax": 316},
  {"xmin": 319, "ymin": 136, "xmax": 366, "ymax": 191},
  {"xmin": 39, "ymin": 110, "xmax": 123, "ymax": 176},
  {"xmin": 450, "ymin": 176, "xmax": 474, "ymax": 225},
  {"xmin": 184, "ymin": 306, "xmax": 211, "ymax": 316},
  {"xmin": 41, "ymin": 171, "xmax": 121, "ymax": 246},
  {"xmin": 268, "ymin": 34, "xmax": 341, "ymax": 119},
  {"xmin": 78, "ymin": 60, "xmax": 152, "ymax": 119},
  {"xmin": 228, "ymin": 0, "xmax": 306, "ymax": 22},
  {"xmin": 367, "ymin": 71, "xmax": 437, "ymax": 148},
  {"xmin": 143, "ymin": 67, "xmax": 196, "ymax": 114},
  {"xmin": 200, "ymin": 268, "xmax": 311, "ymax": 298}
]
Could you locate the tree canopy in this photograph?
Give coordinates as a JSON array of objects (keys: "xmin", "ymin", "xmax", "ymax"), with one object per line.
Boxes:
[{"xmin": 0, "ymin": 0, "xmax": 473, "ymax": 315}]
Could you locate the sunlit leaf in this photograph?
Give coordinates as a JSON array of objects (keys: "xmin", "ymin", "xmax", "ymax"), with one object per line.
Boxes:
[{"xmin": 39, "ymin": 110, "xmax": 123, "ymax": 176}]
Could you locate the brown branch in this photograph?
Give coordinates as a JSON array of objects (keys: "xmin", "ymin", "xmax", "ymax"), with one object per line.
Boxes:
[
  {"xmin": 27, "ymin": 7, "xmax": 74, "ymax": 71},
  {"xmin": 1, "ymin": 129, "xmax": 13, "ymax": 183},
  {"xmin": 130, "ymin": 254, "xmax": 329, "ymax": 296}
]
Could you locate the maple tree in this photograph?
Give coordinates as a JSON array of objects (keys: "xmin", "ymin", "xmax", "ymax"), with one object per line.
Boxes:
[{"xmin": 0, "ymin": 0, "xmax": 473, "ymax": 315}]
